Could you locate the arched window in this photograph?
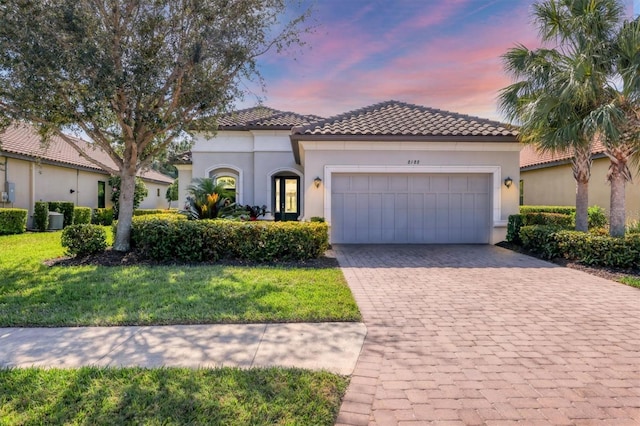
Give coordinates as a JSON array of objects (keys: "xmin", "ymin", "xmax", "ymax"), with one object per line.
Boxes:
[{"xmin": 208, "ymin": 167, "xmax": 239, "ymax": 203}]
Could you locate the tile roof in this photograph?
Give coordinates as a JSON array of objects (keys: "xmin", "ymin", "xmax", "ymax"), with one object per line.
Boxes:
[
  {"xmin": 0, "ymin": 122, "xmax": 173, "ymax": 184},
  {"xmin": 292, "ymin": 100, "xmax": 518, "ymax": 138},
  {"xmin": 217, "ymin": 106, "xmax": 323, "ymax": 129},
  {"xmin": 520, "ymin": 140, "xmax": 607, "ymax": 169}
]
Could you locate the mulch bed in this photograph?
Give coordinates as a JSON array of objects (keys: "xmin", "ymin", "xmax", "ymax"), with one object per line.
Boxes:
[{"xmin": 496, "ymin": 241, "xmax": 640, "ymax": 281}]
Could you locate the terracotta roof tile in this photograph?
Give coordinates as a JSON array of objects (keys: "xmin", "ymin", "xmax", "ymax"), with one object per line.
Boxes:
[
  {"xmin": 0, "ymin": 122, "xmax": 173, "ymax": 184},
  {"xmin": 217, "ymin": 106, "xmax": 323, "ymax": 129},
  {"xmin": 520, "ymin": 140, "xmax": 606, "ymax": 169},
  {"xmin": 292, "ymin": 100, "xmax": 518, "ymax": 138}
]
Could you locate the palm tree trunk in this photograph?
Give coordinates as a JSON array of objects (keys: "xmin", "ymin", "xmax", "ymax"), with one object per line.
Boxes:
[
  {"xmin": 572, "ymin": 143, "xmax": 592, "ymax": 232},
  {"xmin": 609, "ymin": 169, "xmax": 626, "ymax": 237}
]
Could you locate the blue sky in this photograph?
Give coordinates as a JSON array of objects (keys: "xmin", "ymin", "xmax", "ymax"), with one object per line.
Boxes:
[{"xmin": 238, "ymin": 0, "xmax": 636, "ymax": 121}]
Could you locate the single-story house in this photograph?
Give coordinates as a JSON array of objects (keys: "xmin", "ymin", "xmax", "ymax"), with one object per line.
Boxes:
[
  {"xmin": 177, "ymin": 100, "xmax": 520, "ymax": 244},
  {"xmin": 0, "ymin": 122, "xmax": 174, "ymax": 223},
  {"xmin": 520, "ymin": 142, "xmax": 640, "ymax": 222}
]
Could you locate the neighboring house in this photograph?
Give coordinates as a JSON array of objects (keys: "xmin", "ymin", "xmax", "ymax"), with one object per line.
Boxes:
[
  {"xmin": 177, "ymin": 100, "xmax": 520, "ymax": 244},
  {"xmin": 520, "ymin": 142, "xmax": 640, "ymax": 222},
  {"xmin": 0, "ymin": 122, "xmax": 174, "ymax": 223}
]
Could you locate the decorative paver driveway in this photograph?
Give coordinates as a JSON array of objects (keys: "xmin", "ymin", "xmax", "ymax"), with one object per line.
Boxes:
[{"xmin": 333, "ymin": 245, "xmax": 640, "ymax": 425}]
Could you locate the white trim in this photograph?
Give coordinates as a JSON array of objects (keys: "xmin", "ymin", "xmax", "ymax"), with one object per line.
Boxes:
[
  {"xmin": 205, "ymin": 164, "xmax": 243, "ymax": 204},
  {"xmin": 323, "ymin": 165, "xmax": 504, "ymax": 228},
  {"xmin": 267, "ymin": 167, "xmax": 304, "ymax": 220}
]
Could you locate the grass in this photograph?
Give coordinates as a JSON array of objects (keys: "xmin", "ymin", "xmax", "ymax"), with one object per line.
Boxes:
[
  {"xmin": 0, "ymin": 367, "xmax": 348, "ymax": 425},
  {"xmin": 619, "ymin": 276, "xmax": 640, "ymax": 289},
  {"xmin": 0, "ymin": 230, "xmax": 361, "ymax": 326}
]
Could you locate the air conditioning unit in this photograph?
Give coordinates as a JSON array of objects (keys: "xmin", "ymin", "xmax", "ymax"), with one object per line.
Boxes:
[{"xmin": 0, "ymin": 192, "xmax": 7, "ymax": 203}]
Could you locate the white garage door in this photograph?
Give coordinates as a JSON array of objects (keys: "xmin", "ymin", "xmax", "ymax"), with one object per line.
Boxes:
[{"xmin": 331, "ymin": 173, "xmax": 490, "ymax": 244}]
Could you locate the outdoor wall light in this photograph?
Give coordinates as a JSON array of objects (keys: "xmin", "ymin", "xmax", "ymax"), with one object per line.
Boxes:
[
  {"xmin": 504, "ymin": 177, "xmax": 513, "ymax": 188},
  {"xmin": 314, "ymin": 176, "xmax": 322, "ymax": 188},
  {"xmin": 69, "ymin": 189, "xmax": 76, "ymax": 194}
]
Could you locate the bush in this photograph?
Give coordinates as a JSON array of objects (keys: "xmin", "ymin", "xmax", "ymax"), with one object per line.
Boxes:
[
  {"xmin": 555, "ymin": 231, "xmax": 640, "ymax": 268},
  {"xmin": 73, "ymin": 207, "xmax": 92, "ymax": 224},
  {"xmin": 310, "ymin": 216, "xmax": 325, "ymax": 223},
  {"xmin": 506, "ymin": 214, "xmax": 523, "ymax": 243},
  {"xmin": 522, "ymin": 212, "xmax": 573, "ymax": 228},
  {"xmin": 0, "ymin": 208, "xmax": 28, "ymax": 235},
  {"xmin": 519, "ymin": 225, "xmax": 561, "ymax": 259},
  {"xmin": 34, "ymin": 201, "xmax": 49, "ymax": 232},
  {"xmin": 47, "ymin": 201, "xmax": 74, "ymax": 227},
  {"xmin": 130, "ymin": 216, "xmax": 329, "ymax": 262},
  {"xmin": 61, "ymin": 224, "xmax": 107, "ymax": 256},
  {"xmin": 92, "ymin": 208, "xmax": 114, "ymax": 226},
  {"xmin": 520, "ymin": 205, "xmax": 575, "ymax": 215},
  {"xmin": 133, "ymin": 209, "xmax": 178, "ymax": 216},
  {"xmin": 587, "ymin": 205, "xmax": 607, "ymax": 229}
]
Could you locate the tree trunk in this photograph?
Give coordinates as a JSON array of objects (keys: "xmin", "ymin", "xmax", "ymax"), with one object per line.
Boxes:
[
  {"xmin": 575, "ymin": 178, "xmax": 589, "ymax": 232},
  {"xmin": 113, "ymin": 171, "xmax": 136, "ymax": 251},
  {"xmin": 609, "ymin": 165, "xmax": 627, "ymax": 238}
]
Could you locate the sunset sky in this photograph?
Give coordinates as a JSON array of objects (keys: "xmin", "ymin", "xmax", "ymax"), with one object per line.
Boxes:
[{"xmin": 238, "ymin": 0, "xmax": 638, "ymax": 122}]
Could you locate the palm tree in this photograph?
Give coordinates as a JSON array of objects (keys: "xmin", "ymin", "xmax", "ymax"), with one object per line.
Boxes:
[
  {"xmin": 500, "ymin": 0, "xmax": 622, "ymax": 232},
  {"xmin": 185, "ymin": 178, "xmax": 234, "ymax": 219}
]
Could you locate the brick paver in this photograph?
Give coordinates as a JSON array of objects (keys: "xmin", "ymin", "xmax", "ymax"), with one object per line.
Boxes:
[{"xmin": 333, "ymin": 245, "xmax": 640, "ymax": 425}]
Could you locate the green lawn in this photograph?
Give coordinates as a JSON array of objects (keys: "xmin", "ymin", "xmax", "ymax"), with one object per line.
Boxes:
[
  {"xmin": 0, "ymin": 367, "xmax": 348, "ymax": 425},
  {"xmin": 619, "ymin": 276, "xmax": 640, "ymax": 289},
  {"xmin": 0, "ymin": 230, "xmax": 361, "ymax": 326}
]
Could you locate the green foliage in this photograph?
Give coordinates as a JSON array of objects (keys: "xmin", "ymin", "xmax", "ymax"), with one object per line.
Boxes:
[
  {"xmin": 47, "ymin": 201, "xmax": 75, "ymax": 227},
  {"xmin": 109, "ymin": 176, "xmax": 148, "ymax": 218},
  {"xmin": 61, "ymin": 224, "xmax": 107, "ymax": 256},
  {"xmin": 522, "ymin": 212, "xmax": 574, "ymax": 228},
  {"xmin": 587, "ymin": 205, "xmax": 608, "ymax": 229},
  {"xmin": 131, "ymin": 216, "xmax": 329, "ymax": 262},
  {"xmin": 519, "ymin": 225, "xmax": 562, "ymax": 259},
  {"xmin": 310, "ymin": 216, "xmax": 326, "ymax": 223},
  {"xmin": 133, "ymin": 209, "xmax": 178, "ymax": 216},
  {"xmin": 555, "ymin": 231, "xmax": 640, "ymax": 268},
  {"xmin": 33, "ymin": 201, "xmax": 49, "ymax": 232},
  {"xmin": 184, "ymin": 178, "xmax": 234, "ymax": 219},
  {"xmin": 627, "ymin": 220, "xmax": 640, "ymax": 234},
  {"xmin": 0, "ymin": 208, "xmax": 27, "ymax": 235},
  {"xmin": 520, "ymin": 205, "xmax": 576, "ymax": 215},
  {"xmin": 73, "ymin": 207, "xmax": 92, "ymax": 224},
  {"xmin": 506, "ymin": 214, "xmax": 524, "ymax": 243},
  {"xmin": 165, "ymin": 179, "xmax": 179, "ymax": 208},
  {"xmin": 92, "ymin": 208, "xmax": 114, "ymax": 226}
]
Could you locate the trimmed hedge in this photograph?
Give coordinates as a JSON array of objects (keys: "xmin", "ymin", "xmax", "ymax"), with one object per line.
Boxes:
[
  {"xmin": 92, "ymin": 208, "xmax": 114, "ymax": 226},
  {"xmin": 520, "ymin": 205, "xmax": 575, "ymax": 215},
  {"xmin": 131, "ymin": 216, "xmax": 329, "ymax": 262},
  {"xmin": 523, "ymin": 212, "xmax": 573, "ymax": 228},
  {"xmin": 47, "ymin": 201, "xmax": 74, "ymax": 227},
  {"xmin": 0, "ymin": 208, "xmax": 28, "ymax": 235},
  {"xmin": 61, "ymin": 224, "xmax": 107, "ymax": 256},
  {"xmin": 73, "ymin": 207, "xmax": 92, "ymax": 224},
  {"xmin": 519, "ymin": 225, "xmax": 562, "ymax": 259},
  {"xmin": 34, "ymin": 201, "xmax": 49, "ymax": 232},
  {"xmin": 133, "ymin": 209, "xmax": 179, "ymax": 216}
]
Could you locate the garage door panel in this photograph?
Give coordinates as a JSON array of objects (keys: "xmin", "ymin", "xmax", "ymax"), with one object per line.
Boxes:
[{"xmin": 331, "ymin": 173, "xmax": 490, "ymax": 244}]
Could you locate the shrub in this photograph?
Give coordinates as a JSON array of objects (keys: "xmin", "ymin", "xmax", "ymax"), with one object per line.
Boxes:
[
  {"xmin": 506, "ymin": 214, "xmax": 523, "ymax": 243},
  {"xmin": 522, "ymin": 212, "xmax": 573, "ymax": 228},
  {"xmin": 61, "ymin": 224, "xmax": 107, "ymax": 256},
  {"xmin": 73, "ymin": 207, "xmax": 92, "ymax": 224},
  {"xmin": 519, "ymin": 225, "xmax": 561, "ymax": 259},
  {"xmin": 133, "ymin": 209, "xmax": 179, "ymax": 216},
  {"xmin": 555, "ymin": 231, "xmax": 640, "ymax": 269},
  {"xmin": 587, "ymin": 205, "xmax": 607, "ymax": 229},
  {"xmin": 130, "ymin": 216, "xmax": 329, "ymax": 262},
  {"xmin": 310, "ymin": 216, "xmax": 325, "ymax": 223},
  {"xmin": 520, "ymin": 205, "xmax": 575, "ymax": 215},
  {"xmin": 109, "ymin": 176, "xmax": 148, "ymax": 218},
  {"xmin": 34, "ymin": 201, "xmax": 49, "ymax": 231},
  {"xmin": 0, "ymin": 208, "xmax": 28, "ymax": 235},
  {"xmin": 92, "ymin": 208, "xmax": 114, "ymax": 226},
  {"xmin": 47, "ymin": 201, "xmax": 75, "ymax": 227}
]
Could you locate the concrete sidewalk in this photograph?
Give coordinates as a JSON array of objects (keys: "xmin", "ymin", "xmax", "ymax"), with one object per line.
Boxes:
[{"xmin": 0, "ymin": 322, "xmax": 366, "ymax": 375}]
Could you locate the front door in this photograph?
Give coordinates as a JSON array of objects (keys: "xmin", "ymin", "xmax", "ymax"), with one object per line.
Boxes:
[{"xmin": 273, "ymin": 176, "xmax": 300, "ymax": 221}]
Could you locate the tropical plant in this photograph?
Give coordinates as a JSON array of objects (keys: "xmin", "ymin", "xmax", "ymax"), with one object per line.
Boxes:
[
  {"xmin": 184, "ymin": 178, "xmax": 234, "ymax": 219},
  {"xmin": 0, "ymin": 0, "xmax": 309, "ymax": 251},
  {"xmin": 500, "ymin": 0, "xmax": 623, "ymax": 232}
]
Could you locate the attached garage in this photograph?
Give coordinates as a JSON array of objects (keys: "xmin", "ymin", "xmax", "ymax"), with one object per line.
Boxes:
[{"xmin": 331, "ymin": 173, "xmax": 490, "ymax": 244}]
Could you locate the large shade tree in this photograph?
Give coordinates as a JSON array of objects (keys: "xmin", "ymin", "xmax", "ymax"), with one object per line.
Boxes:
[
  {"xmin": 499, "ymin": 0, "xmax": 623, "ymax": 232},
  {"xmin": 0, "ymin": 0, "xmax": 308, "ymax": 250}
]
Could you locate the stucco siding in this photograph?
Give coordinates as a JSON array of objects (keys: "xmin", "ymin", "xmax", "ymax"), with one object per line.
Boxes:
[{"xmin": 521, "ymin": 158, "xmax": 640, "ymax": 223}]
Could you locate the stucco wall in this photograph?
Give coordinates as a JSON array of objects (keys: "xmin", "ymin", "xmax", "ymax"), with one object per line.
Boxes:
[{"xmin": 521, "ymin": 158, "xmax": 640, "ymax": 223}]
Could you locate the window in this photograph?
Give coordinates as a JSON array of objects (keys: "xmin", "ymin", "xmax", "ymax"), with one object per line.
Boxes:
[
  {"xmin": 98, "ymin": 181, "xmax": 106, "ymax": 208},
  {"xmin": 519, "ymin": 180, "xmax": 524, "ymax": 206},
  {"xmin": 157, "ymin": 188, "xmax": 160, "ymax": 197},
  {"xmin": 215, "ymin": 176, "xmax": 236, "ymax": 203}
]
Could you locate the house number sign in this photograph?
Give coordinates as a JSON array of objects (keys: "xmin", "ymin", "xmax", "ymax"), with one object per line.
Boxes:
[{"xmin": 407, "ymin": 160, "xmax": 420, "ymax": 165}]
